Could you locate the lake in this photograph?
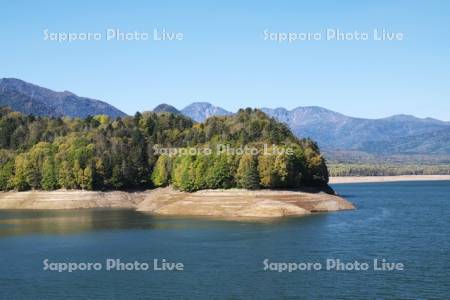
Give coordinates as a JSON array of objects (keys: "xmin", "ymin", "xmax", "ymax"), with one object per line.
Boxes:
[{"xmin": 1, "ymin": 181, "xmax": 449, "ymax": 299}]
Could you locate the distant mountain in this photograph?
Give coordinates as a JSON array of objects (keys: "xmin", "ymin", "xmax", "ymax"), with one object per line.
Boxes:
[
  {"xmin": 153, "ymin": 103, "xmax": 180, "ymax": 114},
  {"xmin": 181, "ymin": 102, "xmax": 232, "ymax": 122},
  {"xmin": 260, "ymin": 106, "xmax": 450, "ymax": 152},
  {"xmin": 2, "ymin": 79, "xmax": 449, "ymax": 156},
  {"xmin": 175, "ymin": 102, "xmax": 450, "ymax": 155},
  {"xmin": 0, "ymin": 78, "xmax": 126, "ymax": 118},
  {"xmin": 359, "ymin": 129, "xmax": 450, "ymax": 155},
  {"xmin": 154, "ymin": 102, "xmax": 450, "ymax": 155}
]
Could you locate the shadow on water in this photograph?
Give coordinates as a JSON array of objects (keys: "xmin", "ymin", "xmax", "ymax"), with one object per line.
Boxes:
[
  {"xmin": 0, "ymin": 208, "xmax": 333, "ymax": 238},
  {"xmin": 0, "ymin": 209, "xmax": 165, "ymax": 237}
]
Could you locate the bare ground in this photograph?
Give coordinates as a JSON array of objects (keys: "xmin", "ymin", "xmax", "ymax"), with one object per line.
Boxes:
[{"xmin": 0, "ymin": 187, "xmax": 355, "ymax": 219}]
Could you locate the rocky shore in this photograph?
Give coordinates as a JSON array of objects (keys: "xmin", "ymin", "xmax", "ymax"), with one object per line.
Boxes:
[{"xmin": 0, "ymin": 187, "xmax": 354, "ymax": 219}]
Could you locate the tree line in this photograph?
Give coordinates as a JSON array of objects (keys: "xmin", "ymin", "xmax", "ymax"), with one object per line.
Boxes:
[
  {"xmin": 329, "ymin": 163, "xmax": 450, "ymax": 176},
  {"xmin": 0, "ymin": 107, "xmax": 329, "ymax": 191}
]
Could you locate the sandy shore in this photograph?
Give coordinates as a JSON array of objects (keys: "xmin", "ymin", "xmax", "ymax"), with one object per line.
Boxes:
[
  {"xmin": 0, "ymin": 187, "xmax": 354, "ymax": 219},
  {"xmin": 329, "ymin": 175, "xmax": 450, "ymax": 184}
]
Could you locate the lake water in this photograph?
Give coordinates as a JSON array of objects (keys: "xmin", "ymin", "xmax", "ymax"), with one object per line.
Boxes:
[{"xmin": 0, "ymin": 181, "xmax": 449, "ymax": 299}]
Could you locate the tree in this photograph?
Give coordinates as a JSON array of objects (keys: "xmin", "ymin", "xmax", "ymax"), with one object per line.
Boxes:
[
  {"xmin": 258, "ymin": 154, "xmax": 277, "ymax": 188},
  {"xmin": 73, "ymin": 160, "xmax": 83, "ymax": 189},
  {"xmin": 0, "ymin": 159, "xmax": 14, "ymax": 191},
  {"xmin": 0, "ymin": 108, "xmax": 330, "ymax": 191},
  {"xmin": 151, "ymin": 155, "xmax": 171, "ymax": 187},
  {"xmin": 10, "ymin": 154, "xmax": 29, "ymax": 191},
  {"xmin": 172, "ymin": 155, "xmax": 195, "ymax": 191},
  {"xmin": 236, "ymin": 154, "xmax": 260, "ymax": 189},
  {"xmin": 58, "ymin": 161, "xmax": 76, "ymax": 189},
  {"xmin": 93, "ymin": 114, "xmax": 110, "ymax": 125},
  {"xmin": 81, "ymin": 165, "xmax": 94, "ymax": 190},
  {"xmin": 193, "ymin": 154, "xmax": 209, "ymax": 190},
  {"xmin": 273, "ymin": 153, "xmax": 296, "ymax": 187},
  {"xmin": 25, "ymin": 163, "xmax": 41, "ymax": 189},
  {"xmin": 205, "ymin": 154, "xmax": 235, "ymax": 189},
  {"xmin": 111, "ymin": 164, "xmax": 125, "ymax": 189},
  {"xmin": 41, "ymin": 158, "xmax": 58, "ymax": 190},
  {"xmin": 303, "ymin": 146, "xmax": 328, "ymax": 185}
]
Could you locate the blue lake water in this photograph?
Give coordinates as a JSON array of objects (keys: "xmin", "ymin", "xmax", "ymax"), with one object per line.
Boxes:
[{"xmin": 0, "ymin": 181, "xmax": 449, "ymax": 299}]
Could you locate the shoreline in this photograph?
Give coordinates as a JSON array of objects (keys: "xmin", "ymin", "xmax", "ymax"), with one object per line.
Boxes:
[
  {"xmin": 0, "ymin": 187, "xmax": 354, "ymax": 219},
  {"xmin": 329, "ymin": 175, "xmax": 450, "ymax": 184}
]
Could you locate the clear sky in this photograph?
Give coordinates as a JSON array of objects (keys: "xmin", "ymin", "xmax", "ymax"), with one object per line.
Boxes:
[{"xmin": 1, "ymin": 0, "xmax": 449, "ymax": 120}]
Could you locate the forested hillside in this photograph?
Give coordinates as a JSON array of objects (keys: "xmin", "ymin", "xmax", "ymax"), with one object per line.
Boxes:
[
  {"xmin": 329, "ymin": 163, "xmax": 450, "ymax": 177},
  {"xmin": 0, "ymin": 107, "xmax": 328, "ymax": 192}
]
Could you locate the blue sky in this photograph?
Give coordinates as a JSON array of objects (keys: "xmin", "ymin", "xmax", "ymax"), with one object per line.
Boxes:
[{"xmin": 1, "ymin": 0, "xmax": 449, "ymax": 120}]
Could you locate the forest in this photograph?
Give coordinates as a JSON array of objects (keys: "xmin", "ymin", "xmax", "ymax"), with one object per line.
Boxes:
[
  {"xmin": 0, "ymin": 107, "xmax": 329, "ymax": 192},
  {"xmin": 329, "ymin": 163, "xmax": 450, "ymax": 176}
]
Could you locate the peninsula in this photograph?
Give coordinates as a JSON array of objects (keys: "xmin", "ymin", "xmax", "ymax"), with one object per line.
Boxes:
[{"xmin": 0, "ymin": 107, "xmax": 354, "ymax": 218}]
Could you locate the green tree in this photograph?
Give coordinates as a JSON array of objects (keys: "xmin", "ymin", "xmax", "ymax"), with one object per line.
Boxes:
[
  {"xmin": 172, "ymin": 155, "xmax": 195, "ymax": 191},
  {"xmin": 0, "ymin": 108, "xmax": 331, "ymax": 191},
  {"xmin": 41, "ymin": 158, "xmax": 58, "ymax": 190},
  {"xmin": 236, "ymin": 154, "xmax": 260, "ymax": 189},
  {"xmin": 205, "ymin": 154, "xmax": 235, "ymax": 189},
  {"xmin": 81, "ymin": 165, "xmax": 94, "ymax": 190},
  {"xmin": 25, "ymin": 164, "xmax": 41, "ymax": 189},
  {"xmin": 10, "ymin": 154, "xmax": 29, "ymax": 191},
  {"xmin": 110, "ymin": 164, "xmax": 124, "ymax": 189},
  {"xmin": 58, "ymin": 161, "xmax": 76, "ymax": 189},
  {"xmin": 73, "ymin": 160, "xmax": 83, "ymax": 189},
  {"xmin": 273, "ymin": 153, "xmax": 297, "ymax": 187},
  {"xmin": 151, "ymin": 155, "xmax": 171, "ymax": 187},
  {"xmin": 258, "ymin": 154, "xmax": 277, "ymax": 188},
  {"xmin": 0, "ymin": 159, "xmax": 14, "ymax": 191},
  {"xmin": 193, "ymin": 154, "xmax": 209, "ymax": 190}
]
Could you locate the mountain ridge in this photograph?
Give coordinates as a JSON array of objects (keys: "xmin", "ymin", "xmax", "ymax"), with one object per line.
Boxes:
[
  {"xmin": 0, "ymin": 78, "xmax": 126, "ymax": 118},
  {"xmin": 2, "ymin": 78, "xmax": 449, "ymax": 155},
  {"xmin": 153, "ymin": 103, "xmax": 180, "ymax": 115},
  {"xmin": 260, "ymin": 106, "xmax": 450, "ymax": 150},
  {"xmin": 177, "ymin": 103, "xmax": 450, "ymax": 155},
  {"xmin": 180, "ymin": 102, "xmax": 232, "ymax": 122}
]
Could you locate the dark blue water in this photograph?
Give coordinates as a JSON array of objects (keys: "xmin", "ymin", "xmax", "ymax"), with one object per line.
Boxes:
[{"xmin": 0, "ymin": 181, "xmax": 449, "ymax": 299}]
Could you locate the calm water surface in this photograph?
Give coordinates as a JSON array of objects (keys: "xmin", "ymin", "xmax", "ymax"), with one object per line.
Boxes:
[{"xmin": 0, "ymin": 181, "xmax": 449, "ymax": 299}]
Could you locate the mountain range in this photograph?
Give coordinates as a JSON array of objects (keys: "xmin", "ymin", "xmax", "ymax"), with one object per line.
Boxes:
[
  {"xmin": 259, "ymin": 107, "xmax": 450, "ymax": 151},
  {"xmin": 1, "ymin": 78, "xmax": 449, "ymax": 156},
  {"xmin": 0, "ymin": 78, "xmax": 125, "ymax": 118},
  {"xmin": 154, "ymin": 102, "xmax": 450, "ymax": 155}
]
